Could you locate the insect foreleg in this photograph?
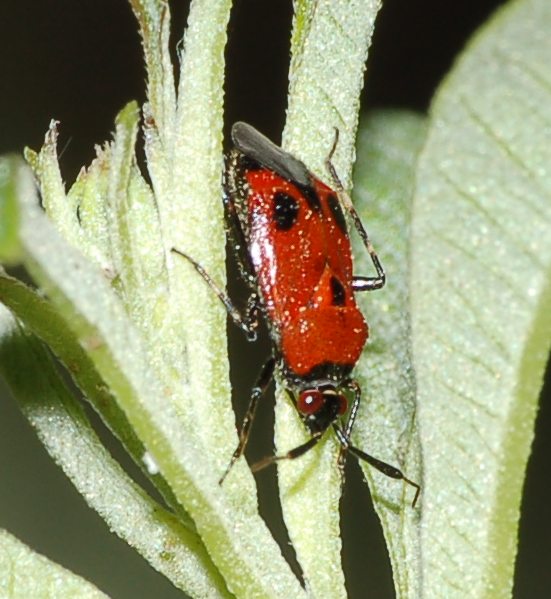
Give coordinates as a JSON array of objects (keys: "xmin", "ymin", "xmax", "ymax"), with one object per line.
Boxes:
[{"xmin": 219, "ymin": 357, "xmax": 276, "ymax": 485}]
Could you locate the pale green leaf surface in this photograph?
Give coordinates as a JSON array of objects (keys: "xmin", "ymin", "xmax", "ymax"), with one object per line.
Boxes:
[
  {"xmin": 134, "ymin": 0, "xmax": 240, "ymax": 489},
  {"xmin": 104, "ymin": 101, "xmax": 140, "ymax": 295},
  {"xmin": 3, "ymin": 144, "xmax": 189, "ymax": 528},
  {"xmin": 0, "ymin": 156, "xmax": 21, "ymax": 263},
  {"xmin": 166, "ymin": 0, "xmax": 239, "ymax": 477},
  {"xmin": 411, "ymin": 0, "xmax": 551, "ymax": 596},
  {"xmin": 0, "ymin": 529, "xmax": 108, "ymax": 599},
  {"xmin": 352, "ymin": 111, "xmax": 427, "ymax": 599},
  {"xmin": 0, "ymin": 307, "xmax": 231, "ymax": 599},
  {"xmin": 65, "ymin": 104, "xmax": 168, "ymax": 342},
  {"xmin": 275, "ymin": 2, "xmax": 382, "ymax": 597}
]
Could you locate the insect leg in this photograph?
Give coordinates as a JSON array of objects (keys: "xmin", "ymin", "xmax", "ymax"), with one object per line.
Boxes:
[
  {"xmin": 171, "ymin": 248, "xmax": 260, "ymax": 341},
  {"xmin": 219, "ymin": 357, "xmax": 276, "ymax": 485},
  {"xmin": 325, "ymin": 129, "xmax": 386, "ymax": 292},
  {"xmin": 250, "ymin": 432, "xmax": 324, "ymax": 473},
  {"xmin": 333, "ymin": 425, "xmax": 421, "ymax": 508}
]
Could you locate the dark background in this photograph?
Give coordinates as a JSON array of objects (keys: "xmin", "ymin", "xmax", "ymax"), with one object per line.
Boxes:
[{"xmin": 0, "ymin": 1, "xmax": 549, "ymax": 597}]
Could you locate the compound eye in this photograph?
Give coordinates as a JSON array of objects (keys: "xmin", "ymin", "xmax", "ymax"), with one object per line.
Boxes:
[
  {"xmin": 297, "ymin": 390, "xmax": 324, "ymax": 415},
  {"xmin": 337, "ymin": 394, "xmax": 348, "ymax": 416}
]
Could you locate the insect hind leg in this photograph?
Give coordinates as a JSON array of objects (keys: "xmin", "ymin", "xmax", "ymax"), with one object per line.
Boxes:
[{"xmin": 325, "ymin": 128, "xmax": 385, "ymax": 292}]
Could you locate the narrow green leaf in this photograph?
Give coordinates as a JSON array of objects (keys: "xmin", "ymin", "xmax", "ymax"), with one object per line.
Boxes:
[
  {"xmin": 410, "ymin": 0, "xmax": 551, "ymax": 596},
  {"xmin": 352, "ymin": 110, "xmax": 427, "ymax": 598},
  {"xmin": 105, "ymin": 101, "xmax": 140, "ymax": 279},
  {"xmin": 128, "ymin": 0, "xmax": 176, "ymax": 135},
  {"xmin": 24, "ymin": 121, "xmax": 81, "ymax": 247},
  {"xmin": 133, "ymin": 1, "xmax": 304, "ymax": 594},
  {"xmin": 0, "ymin": 157, "xmax": 21, "ymax": 263},
  {"xmin": 284, "ymin": 0, "xmax": 382, "ymax": 186},
  {"xmin": 164, "ymin": 0, "xmax": 238, "ymax": 487},
  {"xmin": 65, "ymin": 103, "xmax": 169, "ymax": 337},
  {"xmin": 276, "ymin": 2, "xmax": 383, "ymax": 596},
  {"xmin": 65, "ymin": 143, "xmax": 112, "ymax": 267},
  {"xmin": 135, "ymin": 0, "xmax": 241, "ymax": 500},
  {"xmin": 2, "ymin": 148, "xmax": 187, "ymax": 526},
  {"xmin": 0, "ymin": 529, "xmax": 107, "ymax": 599},
  {"xmin": 0, "ymin": 307, "xmax": 232, "ymax": 599}
]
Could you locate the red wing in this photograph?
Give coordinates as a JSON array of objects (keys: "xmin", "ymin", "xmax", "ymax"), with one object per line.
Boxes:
[
  {"xmin": 245, "ymin": 169, "xmax": 355, "ymax": 329},
  {"xmin": 241, "ymin": 167, "xmax": 368, "ymax": 376}
]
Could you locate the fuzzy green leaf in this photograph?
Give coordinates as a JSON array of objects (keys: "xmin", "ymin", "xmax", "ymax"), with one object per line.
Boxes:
[
  {"xmin": 284, "ymin": 0, "xmax": 382, "ymax": 186},
  {"xmin": 24, "ymin": 121, "xmax": 81, "ymax": 248},
  {"xmin": 0, "ymin": 529, "xmax": 108, "ymax": 599},
  {"xmin": 131, "ymin": 1, "xmax": 305, "ymax": 595},
  {"xmin": 0, "ymin": 307, "xmax": 231, "ymax": 599},
  {"xmin": 274, "ymin": 2, "xmax": 383, "ymax": 596},
  {"xmin": 128, "ymin": 0, "xmax": 176, "ymax": 135},
  {"xmin": 410, "ymin": 0, "xmax": 551, "ymax": 596},
  {"xmin": 352, "ymin": 111, "xmax": 427, "ymax": 599},
  {"xmin": 1, "ymin": 153, "xmax": 188, "ymax": 526}
]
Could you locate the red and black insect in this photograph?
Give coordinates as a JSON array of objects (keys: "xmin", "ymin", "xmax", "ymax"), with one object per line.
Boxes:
[{"xmin": 173, "ymin": 122, "xmax": 419, "ymax": 506}]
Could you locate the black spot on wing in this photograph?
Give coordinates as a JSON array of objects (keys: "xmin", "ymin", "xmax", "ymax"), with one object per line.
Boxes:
[
  {"xmin": 330, "ymin": 276, "xmax": 346, "ymax": 306},
  {"xmin": 273, "ymin": 192, "xmax": 299, "ymax": 230},
  {"xmin": 327, "ymin": 194, "xmax": 347, "ymax": 234},
  {"xmin": 296, "ymin": 183, "xmax": 321, "ymax": 212}
]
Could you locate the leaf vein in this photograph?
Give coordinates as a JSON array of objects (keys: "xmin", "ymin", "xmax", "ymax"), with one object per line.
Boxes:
[
  {"xmin": 427, "ymin": 222, "xmax": 537, "ymax": 306},
  {"xmin": 436, "ymin": 167, "xmax": 546, "ymax": 269},
  {"xmin": 458, "ymin": 94, "xmax": 549, "ymax": 197},
  {"xmin": 434, "ymin": 373, "xmax": 500, "ymax": 423}
]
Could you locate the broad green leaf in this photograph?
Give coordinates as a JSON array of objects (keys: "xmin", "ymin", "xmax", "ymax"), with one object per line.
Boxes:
[
  {"xmin": 0, "ymin": 529, "xmax": 107, "ymax": 599},
  {"xmin": 0, "ymin": 307, "xmax": 231, "ymax": 599},
  {"xmin": 352, "ymin": 110, "xmax": 427, "ymax": 599},
  {"xmin": 275, "ymin": 2, "xmax": 383, "ymax": 596},
  {"xmin": 410, "ymin": 0, "xmax": 551, "ymax": 596}
]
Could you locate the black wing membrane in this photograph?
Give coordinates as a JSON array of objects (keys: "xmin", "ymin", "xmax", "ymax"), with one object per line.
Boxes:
[{"xmin": 231, "ymin": 122, "xmax": 312, "ymax": 188}]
